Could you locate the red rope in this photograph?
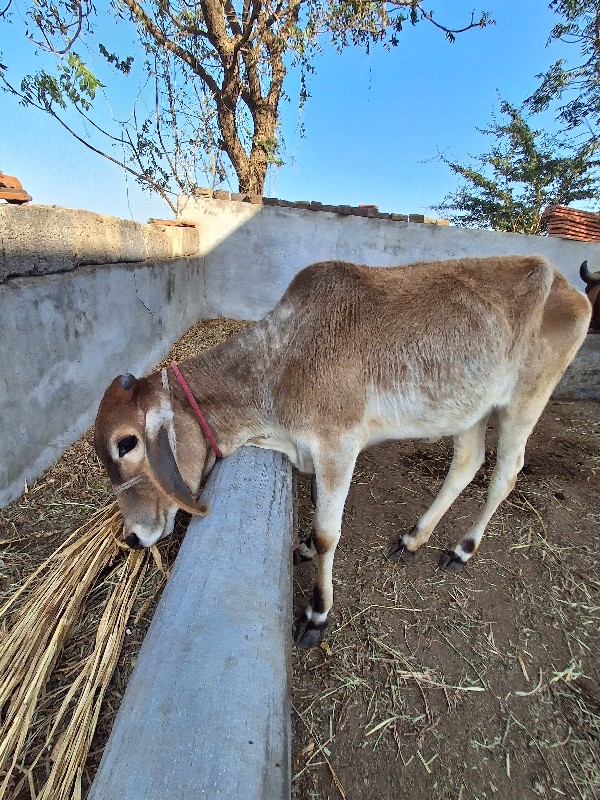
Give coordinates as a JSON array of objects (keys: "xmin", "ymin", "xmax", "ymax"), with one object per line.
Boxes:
[{"xmin": 171, "ymin": 362, "xmax": 223, "ymax": 459}]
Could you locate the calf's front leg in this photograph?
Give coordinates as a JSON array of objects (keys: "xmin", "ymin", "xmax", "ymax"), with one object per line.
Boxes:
[{"xmin": 295, "ymin": 449, "xmax": 358, "ymax": 649}]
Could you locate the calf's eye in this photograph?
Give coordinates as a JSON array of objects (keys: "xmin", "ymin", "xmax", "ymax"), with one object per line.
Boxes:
[{"xmin": 118, "ymin": 435, "xmax": 138, "ymax": 458}]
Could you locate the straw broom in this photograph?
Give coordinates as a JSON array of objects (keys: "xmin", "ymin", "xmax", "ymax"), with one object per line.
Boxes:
[{"xmin": 0, "ymin": 502, "xmax": 123, "ymax": 796}]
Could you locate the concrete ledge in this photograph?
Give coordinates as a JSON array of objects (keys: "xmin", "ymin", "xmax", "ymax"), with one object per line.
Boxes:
[
  {"xmin": 0, "ymin": 204, "xmax": 199, "ymax": 281},
  {"xmin": 88, "ymin": 448, "xmax": 293, "ymax": 800}
]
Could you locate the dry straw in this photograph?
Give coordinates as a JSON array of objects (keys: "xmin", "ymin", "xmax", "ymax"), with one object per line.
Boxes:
[
  {"xmin": 0, "ymin": 500, "xmax": 149, "ymax": 799},
  {"xmin": 35, "ymin": 549, "xmax": 148, "ymax": 800}
]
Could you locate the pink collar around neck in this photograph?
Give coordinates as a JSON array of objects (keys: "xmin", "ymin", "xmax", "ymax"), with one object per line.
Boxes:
[{"xmin": 170, "ymin": 362, "xmax": 223, "ymax": 459}]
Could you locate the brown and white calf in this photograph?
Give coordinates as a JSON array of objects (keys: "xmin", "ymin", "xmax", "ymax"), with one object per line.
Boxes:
[{"xmin": 94, "ymin": 256, "xmax": 591, "ymax": 648}]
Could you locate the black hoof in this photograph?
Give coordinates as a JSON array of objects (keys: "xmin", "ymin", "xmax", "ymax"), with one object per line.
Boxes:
[
  {"xmin": 439, "ymin": 550, "xmax": 466, "ymax": 572},
  {"xmin": 389, "ymin": 540, "xmax": 417, "ymax": 562},
  {"xmin": 294, "ymin": 613, "xmax": 326, "ymax": 649},
  {"xmin": 296, "ymin": 627, "xmax": 323, "ymax": 649}
]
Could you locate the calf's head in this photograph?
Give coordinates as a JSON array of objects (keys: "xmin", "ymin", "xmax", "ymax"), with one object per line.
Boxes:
[{"xmin": 94, "ymin": 373, "xmax": 209, "ymax": 549}]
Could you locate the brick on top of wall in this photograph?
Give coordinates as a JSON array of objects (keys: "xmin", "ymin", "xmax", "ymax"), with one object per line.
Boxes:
[
  {"xmin": 190, "ymin": 188, "xmax": 450, "ymax": 226},
  {"xmin": 542, "ymin": 205, "xmax": 600, "ymax": 243}
]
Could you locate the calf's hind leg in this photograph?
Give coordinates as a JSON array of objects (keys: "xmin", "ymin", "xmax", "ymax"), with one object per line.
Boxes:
[
  {"xmin": 390, "ymin": 416, "xmax": 488, "ymax": 560},
  {"xmin": 440, "ymin": 392, "xmax": 554, "ymax": 571},
  {"xmin": 440, "ymin": 282, "xmax": 589, "ymax": 570}
]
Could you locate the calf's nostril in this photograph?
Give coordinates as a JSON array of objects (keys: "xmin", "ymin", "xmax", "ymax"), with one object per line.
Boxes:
[{"xmin": 125, "ymin": 532, "xmax": 143, "ymax": 549}]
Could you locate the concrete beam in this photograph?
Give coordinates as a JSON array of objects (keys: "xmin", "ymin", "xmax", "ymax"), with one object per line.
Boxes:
[{"xmin": 88, "ymin": 447, "xmax": 293, "ymax": 800}]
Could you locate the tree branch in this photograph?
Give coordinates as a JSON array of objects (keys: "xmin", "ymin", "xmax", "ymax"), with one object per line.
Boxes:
[
  {"xmin": 157, "ymin": 51, "xmax": 187, "ymax": 194},
  {"xmin": 121, "ymin": 0, "xmax": 221, "ymax": 98},
  {"xmin": 199, "ymin": 0, "xmax": 235, "ymax": 61},
  {"xmin": 223, "ymin": 0, "xmax": 243, "ymax": 38},
  {"xmin": 31, "ymin": 3, "xmax": 84, "ymax": 55},
  {"xmin": 1, "ymin": 73, "xmax": 177, "ymax": 211},
  {"xmin": 416, "ymin": 4, "xmax": 491, "ymax": 40},
  {"xmin": 156, "ymin": 0, "xmax": 212, "ymax": 42}
]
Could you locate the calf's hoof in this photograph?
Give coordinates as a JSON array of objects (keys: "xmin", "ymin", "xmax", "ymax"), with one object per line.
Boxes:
[
  {"xmin": 388, "ymin": 539, "xmax": 417, "ymax": 562},
  {"xmin": 439, "ymin": 550, "xmax": 467, "ymax": 572},
  {"xmin": 296, "ymin": 627, "xmax": 323, "ymax": 650},
  {"xmin": 294, "ymin": 614, "xmax": 326, "ymax": 649}
]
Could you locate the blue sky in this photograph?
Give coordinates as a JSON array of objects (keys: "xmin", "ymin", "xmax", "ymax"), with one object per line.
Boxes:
[{"xmin": 0, "ymin": 1, "xmax": 573, "ymax": 222}]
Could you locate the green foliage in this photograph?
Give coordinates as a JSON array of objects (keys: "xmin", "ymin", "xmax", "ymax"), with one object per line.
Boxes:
[
  {"xmin": 98, "ymin": 44, "xmax": 134, "ymax": 75},
  {"xmin": 255, "ymin": 137, "xmax": 284, "ymax": 168},
  {"xmin": 527, "ymin": 0, "xmax": 600, "ymax": 145},
  {"xmin": 20, "ymin": 53, "xmax": 104, "ymax": 110},
  {"xmin": 325, "ymin": 1, "xmax": 492, "ymax": 51},
  {"xmin": 436, "ymin": 101, "xmax": 600, "ymax": 235}
]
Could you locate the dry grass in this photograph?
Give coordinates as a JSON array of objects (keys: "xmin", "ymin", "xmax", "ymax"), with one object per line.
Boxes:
[
  {"xmin": 34, "ymin": 546, "xmax": 150, "ymax": 800},
  {"xmin": 0, "ymin": 505, "xmax": 121, "ymax": 797},
  {"xmin": 0, "ymin": 504, "xmax": 156, "ymax": 800}
]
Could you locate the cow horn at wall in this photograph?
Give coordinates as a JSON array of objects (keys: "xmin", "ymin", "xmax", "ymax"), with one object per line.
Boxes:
[
  {"xmin": 580, "ymin": 260, "xmax": 600, "ymax": 286},
  {"xmin": 145, "ymin": 425, "xmax": 210, "ymax": 516}
]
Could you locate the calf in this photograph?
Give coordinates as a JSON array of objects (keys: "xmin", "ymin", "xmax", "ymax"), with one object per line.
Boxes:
[{"xmin": 94, "ymin": 256, "xmax": 591, "ymax": 647}]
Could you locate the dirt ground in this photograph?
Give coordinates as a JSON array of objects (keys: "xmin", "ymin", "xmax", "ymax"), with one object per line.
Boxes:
[
  {"xmin": 291, "ymin": 401, "xmax": 600, "ymax": 800},
  {"xmin": 0, "ymin": 319, "xmax": 598, "ymax": 799}
]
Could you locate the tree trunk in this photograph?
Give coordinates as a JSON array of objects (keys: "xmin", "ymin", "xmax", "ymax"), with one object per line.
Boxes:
[
  {"xmin": 237, "ymin": 164, "xmax": 268, "ymax": 195},
  {"xmin": 216, "ymin": 23, "xmax": 288, "ymax": 196}
]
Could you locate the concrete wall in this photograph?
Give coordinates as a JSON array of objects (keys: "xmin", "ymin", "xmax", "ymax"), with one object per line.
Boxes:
[
  {"xmin": 556, "ymin": 335, "xmax": 600, "ymax": 399},
  {"xmin": 177, "ymin": 194, "xmax": 600, "ymax": 320},
  {"xmin": 0, "ymin": 204, "xmax": 199, "ymax": 282}
]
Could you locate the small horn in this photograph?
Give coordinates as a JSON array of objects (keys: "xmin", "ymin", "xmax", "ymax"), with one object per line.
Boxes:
[
  {"xmin": 145, "ymin": 425, "xmax": 209, "ymax": 516},
  {"xmin": 120, "ymin": 373, "xmax": 137, "ymax": 391}
]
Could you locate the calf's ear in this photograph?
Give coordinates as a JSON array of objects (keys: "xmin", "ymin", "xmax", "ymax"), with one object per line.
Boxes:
[{"xmin": 145, "ymin": 426, "xmax": 210, "ymax": 516}]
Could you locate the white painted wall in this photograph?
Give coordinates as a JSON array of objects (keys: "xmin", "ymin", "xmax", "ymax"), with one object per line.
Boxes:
[{"xmin": 178, "ymin": 194, "xmax": 600, "ymax": 319}]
